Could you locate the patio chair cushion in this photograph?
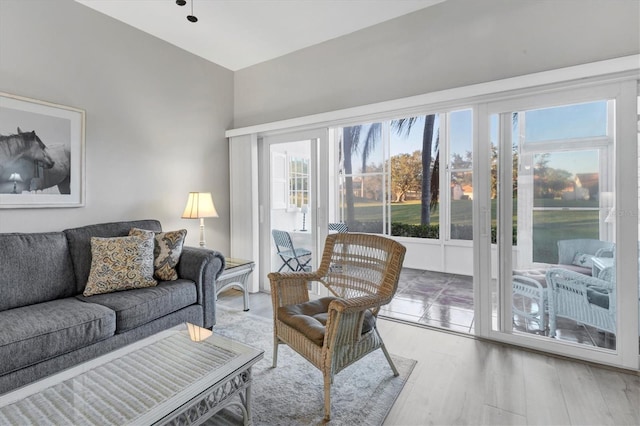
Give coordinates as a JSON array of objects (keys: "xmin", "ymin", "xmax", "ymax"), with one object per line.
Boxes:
[
  {"xmin": 572, "ymin": 252, "xmax": 595, "ymax": 268},
  {"xmin": 277, "ymin": 296, "xmax": 376, "ymax": 346},
  {"xmin": 557, "ymin": 263, "xmax": 592, "ymax": 276},
  {"xmin": 587, "ymin": 287, "xmax": 610, "ymax": 309}
]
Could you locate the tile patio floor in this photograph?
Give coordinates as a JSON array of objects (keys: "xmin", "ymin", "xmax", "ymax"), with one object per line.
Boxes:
[{"xmin": 380, "ymin": 267, "xmax": 616, "ymax": 349}]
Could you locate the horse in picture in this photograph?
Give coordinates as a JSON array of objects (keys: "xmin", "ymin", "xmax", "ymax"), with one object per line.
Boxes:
[
  {"xmin": 0, "ymin": 127, "xmax": 71, "ymax": 194},
  {"xmin": 29, "ymin": 144, "xmax": 71, "ymax": 194}
]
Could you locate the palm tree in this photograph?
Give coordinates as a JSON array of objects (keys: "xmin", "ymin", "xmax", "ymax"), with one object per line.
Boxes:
[
  {"xmin": 391, "ymin": 115, "xmax": 439, "ymax": 225},
  {"xmin": 342, "ymin": 117, "xmax": 438, "ymax": 228}
]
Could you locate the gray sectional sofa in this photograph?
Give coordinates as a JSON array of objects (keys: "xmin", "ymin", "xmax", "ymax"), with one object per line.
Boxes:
[{"xmin": 0, "ymin": 219, "xmax": 225, "ymax": 395}]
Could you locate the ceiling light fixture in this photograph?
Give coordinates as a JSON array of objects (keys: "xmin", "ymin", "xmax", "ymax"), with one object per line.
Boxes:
[{"xmin": 176, "ymin": 0, "xmax": 198, "ymax": 23}]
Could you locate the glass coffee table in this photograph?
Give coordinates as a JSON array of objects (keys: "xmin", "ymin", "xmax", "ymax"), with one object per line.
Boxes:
[{"xmin": 0, "ymin": 324, "xmax": 263, "ymax": 425}]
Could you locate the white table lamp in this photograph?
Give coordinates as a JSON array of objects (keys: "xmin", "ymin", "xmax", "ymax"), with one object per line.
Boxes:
[
  {"xmin": 182, "ymin": 192, "xmax": 218, "ymax": 247},
  {"xmin": 300, "ymin": 204, "xmax": 309, "ymax": 231},
  {"xmin": 9, "ymin": 172, "xmax": 22, "ymax": 194}
]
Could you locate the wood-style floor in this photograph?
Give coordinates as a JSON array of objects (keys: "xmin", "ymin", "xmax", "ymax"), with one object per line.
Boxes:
[{"xmin": 217, "ymin": 290, "xmax": 640, "ymax": 426}]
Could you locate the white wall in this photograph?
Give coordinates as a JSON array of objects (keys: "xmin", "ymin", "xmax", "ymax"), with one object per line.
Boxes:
[
  {"xmin": 0, "ymin": 0, "xmax": 234, "ymax": 252},
  {"xmin": 234, "ymin": 0, "xmax": 639, "ymax": 128}
]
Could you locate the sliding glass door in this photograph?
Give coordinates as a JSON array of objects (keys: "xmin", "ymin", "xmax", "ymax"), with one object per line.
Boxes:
[
  {"xmin": 260, "ymin": 130, "xmax": 329, "ymax": 294},
  {"xmin": 480, "ymin": 81, "xmax": 638, "ymax": 368}
]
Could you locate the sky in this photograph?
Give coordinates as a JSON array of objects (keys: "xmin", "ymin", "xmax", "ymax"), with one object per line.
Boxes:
[{"xmin": 350, "ymin": 100, "xmax": 608, "ymax": 177}]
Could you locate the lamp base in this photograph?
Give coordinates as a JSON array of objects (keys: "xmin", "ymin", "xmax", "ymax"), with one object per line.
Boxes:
[{"xmin": 199, "ymin": 217, "xmax": 206, "ymax": 248}]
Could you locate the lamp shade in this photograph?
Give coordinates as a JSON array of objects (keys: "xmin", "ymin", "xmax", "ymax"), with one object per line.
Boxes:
[
  {"xmin": 181, "ymin": 192, "xmax": 219, "ymax": 219},
  {"xmin": 9, "ymin": 173, "xmax": 22, "ymax": 182}
]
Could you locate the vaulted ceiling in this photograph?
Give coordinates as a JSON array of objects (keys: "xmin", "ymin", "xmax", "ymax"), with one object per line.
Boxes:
[{"xmin": 75, "ymin": 0, "xmax": 445, "ymax": 71}]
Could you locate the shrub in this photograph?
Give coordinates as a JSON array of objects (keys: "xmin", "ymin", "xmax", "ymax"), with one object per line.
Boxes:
[{"xmin": 348, "ymin": 221, "xmax": 517, "ymax": 244}]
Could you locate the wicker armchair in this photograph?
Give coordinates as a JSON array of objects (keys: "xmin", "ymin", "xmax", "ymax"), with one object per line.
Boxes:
[
  {"xmin": 268, "ymin": 233, "xmax": 406, "ymax": 421},
  {"xmin": 546, "ymin": 267, "xmax": 616, "ymax": 337}
]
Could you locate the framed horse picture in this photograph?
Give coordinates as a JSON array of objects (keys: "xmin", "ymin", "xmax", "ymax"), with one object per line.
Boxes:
[{"xmin": 0, "ymin": 92, "xmax": 85, "ymax": 208}]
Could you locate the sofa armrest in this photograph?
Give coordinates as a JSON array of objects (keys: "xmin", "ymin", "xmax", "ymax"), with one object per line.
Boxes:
[{"xmin": 178, "ymin": 247, "xmax": 225, "ymax": 328}]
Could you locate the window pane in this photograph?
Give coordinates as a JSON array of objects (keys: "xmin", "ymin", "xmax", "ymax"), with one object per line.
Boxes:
[
  {"xmin": 339, "ymin": 175, "xmax": 384, "ymax": 234},
  {"xmin": 532, "ymin": 210, "xmax": 599, "ymax": 264},
  {"xmin": 389, "ymin": 115, "xmax": 439, "ymax": 238},
  {"xmin": 533, "ymin": 151, "xmax": 599, "ymax": 208},
  {"xmin": 524, "ymin": 101, "xmax": 607, "ymax": 142},
  {"xmin": 340, "ymin": 123, "xmax": 385, "ymax": 233},
  {"xmin": 342, "ymin": 123, "xmax": 383, "ymax": 174},
  {"xmin": 451, "ymin": 171, "xmax": 473, "ymax": 240},
  {"xmin": 450, "ymin": 109, "xmax": 473, "ymax": 169},
  {"xmin": 449, "ymin": 109, "xmax": 473, "ymax": 241},
  {"xmin": 289, "ymin": 157, "xmax": 309, "ymax": 208}
]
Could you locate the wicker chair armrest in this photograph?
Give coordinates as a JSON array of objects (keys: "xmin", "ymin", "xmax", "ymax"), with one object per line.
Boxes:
[
  {"xmin": 321, "ymin": 295, "xmax": 388, "ymax": 347},
  {"xmin": 268, "ymin": 271, "xmax": 323, "ymax": 307},
  {"xmin": 594, "ymin": 247, "xmax": 614, "ymax": 258},
  {"xmin": 546, "ymin": 267, "xmax": 615, "ymax": 292},
  {"xmin": 327, "ymin": 295, "xmax": 389, "ymax": 314}
]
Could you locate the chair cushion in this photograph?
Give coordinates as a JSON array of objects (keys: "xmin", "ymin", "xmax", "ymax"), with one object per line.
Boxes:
[
  {"xmin": 572, "ymin": 252, "xmax": 595, "ymax": 268},
  {"xmin": 587, "ymin": 287, "xmax": 610, "ymax": 309},
  {"xmin": 277, "ymin": 296, "xmax": 376, "ymax": 346},
  {"xmin": 558, "ymin": 263, "xmax": 592, "ymax": 276},
  {"xmin": 0, "ymin": 298, "xmax": 115, "ymax": 376},
  {"xmin": 76, "ymin": 280, "xmax": 197, "ymax": 333}
]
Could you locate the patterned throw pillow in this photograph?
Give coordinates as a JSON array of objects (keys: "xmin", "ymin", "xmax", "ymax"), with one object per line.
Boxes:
[
  {"xmin": 83, "ymin": 234, "xmax": 157, "ymax": 296},
  {"xmin": 572, "ymin": 252, "xmax": 594, "ymax": 268},
  {"xmin": 130, "ymin": 228, "xmax": 187, "ymax": 281}
]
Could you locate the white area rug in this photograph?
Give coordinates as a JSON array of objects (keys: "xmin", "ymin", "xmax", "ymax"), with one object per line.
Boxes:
[{"xmin": 209, "ymin": 306, "xmax": 416, "ymax": 425}]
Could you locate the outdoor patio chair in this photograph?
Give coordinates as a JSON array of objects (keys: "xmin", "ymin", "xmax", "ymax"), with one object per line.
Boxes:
[
  {"xmin": 272, "ymin": 229, "xmax": 312, "ymax": 272},
  {"xmin": 268, "ymin": 233, "xmax": 406, "ymax": 421},
  {"xmin": 546, "ymin": 266, "xmax": 616, "ymax": 337},
  {"xmin": 328, "ymin": 222, "xmax": 348, "ymax": 233},
  {"xmin": 512, "ymin": 269, "xmax": 549, "ymax": 333},
  {"xmin": 557, "ymin": 239, "xmax": 615, "ymax": 276}
]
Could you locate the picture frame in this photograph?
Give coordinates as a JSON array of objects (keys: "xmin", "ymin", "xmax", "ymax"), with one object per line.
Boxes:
[{"xmin": 0, "ymin": 92, "xmax": 85, "ymax": 208}]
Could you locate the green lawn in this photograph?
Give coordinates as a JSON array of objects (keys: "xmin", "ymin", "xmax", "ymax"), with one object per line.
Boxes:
[{"xmin": 351, "ymin": 199, "xmax": 599, "ymax": 263}]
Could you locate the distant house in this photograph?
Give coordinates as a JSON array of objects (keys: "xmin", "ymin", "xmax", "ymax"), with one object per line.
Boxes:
[
  {"xmin": 452, "ymin": 183, "xmax": 473, "ymax": 200},
  {"xmin": 561, "ymin": 173, "xmax": 599, "ymax": 200}
]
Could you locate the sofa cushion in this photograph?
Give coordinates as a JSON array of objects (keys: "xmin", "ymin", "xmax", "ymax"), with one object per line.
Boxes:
[
  {"xmin": 277, "ymin": 296, "xmax": 376, "ymax": 346},
  {"xmin": 83, "ymin": 234, "xmax": 157, "ymax": 296},
  {"xmin": 130, "ymin": 228, "xmax": 187, "ymax": 281},
  {"xmin": 0, "ymin": 232, "xmax": 76, "ymax": 312},
  {"xmin": 64, "ymin": 220, "xmax": 162, "ymax": 294},
  {"xmin": 76, "ymin": 280, "xmax": 197, "ymax": 333},
  {"xmin": 0, "ymin": 298, "xmax": 115, "ymax": 376}
]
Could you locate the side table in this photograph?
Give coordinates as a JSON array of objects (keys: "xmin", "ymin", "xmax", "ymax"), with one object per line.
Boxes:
[
  {"xmin": 591, "ymin": 256, "xmax": 614, "ymax": 278},
  {"xmin": 216, "ymin": 258, "xmax": 254, "ymax": 311}
]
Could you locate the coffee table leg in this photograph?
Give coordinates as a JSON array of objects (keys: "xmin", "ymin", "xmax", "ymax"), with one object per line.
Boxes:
[{"xmin": 245, "ymin": 367, "xmax": 253, "ymax": 425}]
